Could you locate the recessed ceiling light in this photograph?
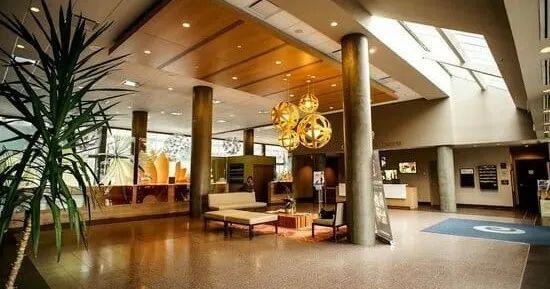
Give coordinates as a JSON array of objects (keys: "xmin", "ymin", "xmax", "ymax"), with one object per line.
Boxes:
[
  {"xmin": 290, "ymin": 94, "xmax": 294, "ymax": 97},
  {"xmin": 16, "ymin": 44, "xmax": 25, "ymax": 49},
  {"xmin": 115, "ymin": 111, "xmax": 120, "ymax": 114},
  {"xmin": 330, "ymin": 21, "xmax": 338, "ymax": 27},
  {"xmin": 30, "ymin": 7, "xmax": 40, "ymax": 13},
  {"xmin": 285, "ymin": 73, "xmax": 291, "ymax": 77},
  {"xmin": 229, "ymin": 114, "xmax": 235, "ymax": 117},
  {"xmin": 305, "ymin": 80, "xmax": 311, "ymax": 83},
  {"xmin": 237, "ymin": 45, "xmax": 242, "ymax": 48},
  {"xmin": 213, "ymin": 99, "xmax": 223, "ymax": 104},
  {"xmin": 331, "ymin": 83, "xmax": 337, "ymax": 87},
  {"xmin": 127, "ymin": 106, "xmax": 133, "ymax": 109},
  {"xmin": 144, "ymin": 50, "xmax": 151, "ymax": 54},
  {"xmin": 283, "ymin": 78, "xmax": 288, "ymax": 81},
  {"xmin": 182, "ymin": 22, "xmax": 191, "ymax": 28},
  {"xmin": 170, "ymin": 112, "xmax": 183, "ymax": 116},
  {"xmin": 216, "ymin": 119, "xmax": 227, "ymax": 123},
  {"xmin": 168, "ymin": 87, "xmax": 173, "ymax": 91},
  {"xmin": 369, "ymin": 47, "xmax": 377, "ymax": 54},
  {"xmin": 258, "ymin": 110, "xmax": 269, "ymax": 114},
  {"xmin": 104, "ymin": 100, "xmax": 110, "ymax": 104},
  {"xmin": 329, "ymin": 106, "xmax": 334, "ymax": 110},
  {"xmin": 122, "ymin": 80, "xmax": 139, "ymax": 87},
  {"xmin": 161, "ymin": 111, "xmax": 165, "ymax": 114},
  {"xmin": 232, "ymin": 76, "xmax": 238, "ymax": 80},
  {"xmin": 541, "ymin": 47, "xmax": 550, "ymax": 53},
  {"xmin": 310, "ymin": 75, "xmax": 316, "ymax": 79},
  {"xmin": 275, "ymin": 60, "xmax": 282, "ymax": 65}
]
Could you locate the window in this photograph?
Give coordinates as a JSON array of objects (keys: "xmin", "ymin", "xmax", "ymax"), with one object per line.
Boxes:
[{"xmin": 265, "ymin": 145, "xmax": 289, "ymax": 177}]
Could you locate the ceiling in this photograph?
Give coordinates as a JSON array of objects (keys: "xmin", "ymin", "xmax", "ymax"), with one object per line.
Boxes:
[
  {"xmin": 270, "ymin": 0, "xmax": 527, "ymax": 109},
  {"xmin": 0, "ymin": 0, "xmax": 533, "ymax": 145}
]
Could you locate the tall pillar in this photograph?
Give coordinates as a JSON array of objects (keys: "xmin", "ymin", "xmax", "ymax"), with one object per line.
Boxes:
[
  {"xmin": 243, "ymin": 129, "xmax": 254, "ymax": 155},
  {"xmin": 190, "ymin": 86, "xmax": 213, "ymax": 218},
  {"xmin": 131, "ymin": 111, "xmax": 148, "ymax": 185},
  {"xmin": 341, "ymin": 33, "xmax": 375, "ymax": 246},
  {"xmin": 437, "ymin": 146, "xmax": 457, "ymax": 212}
]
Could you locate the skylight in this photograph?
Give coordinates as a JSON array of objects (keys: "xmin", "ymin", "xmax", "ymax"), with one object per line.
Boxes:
[{"xmin": 400, "ymin": 20, "xmax": 506, "ymax": 91}]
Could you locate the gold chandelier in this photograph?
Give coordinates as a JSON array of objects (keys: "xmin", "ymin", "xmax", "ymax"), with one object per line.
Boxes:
[
  {"xmin": 271, "ymin": 101, "xmax": 300, "ymax": 131},
  {"xmin": 298, "ymin": 80, "xmax": 319, "ymax": 113},
  {"xmin": 278, "ymin": 129, "xmax": 299, "ymax": 151},
  {"xmin": 296, "ymin": 113, "xmax": 332, "ymax": 149},
  {"xmin": 271, "ymin": 76, "xmax": 332, "ymax": 151}
]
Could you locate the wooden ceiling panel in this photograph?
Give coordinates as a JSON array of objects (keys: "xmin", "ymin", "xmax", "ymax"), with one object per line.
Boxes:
[
  {"xmin": 141, "ymin": 0, "xmax": 239, "ymax": 48},
  {"xmin": 111, "ymin": 31, "xmax": 186, "ymax": 68},
  {"xmin": 238, "ymin": 61, "xmax": 341, "ymax": 96},
  {"xmin": 162, "ymin": 22, "xmax": 285, "ymax": 78},
  {"xmin": 204, "ymin": 45, "xmax": 319, "ymax": 89}
]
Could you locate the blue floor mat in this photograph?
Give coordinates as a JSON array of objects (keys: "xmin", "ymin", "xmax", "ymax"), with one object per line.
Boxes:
[{"xmin": 422, "ymin": 218, "xmax": 550, "ymax": 245}]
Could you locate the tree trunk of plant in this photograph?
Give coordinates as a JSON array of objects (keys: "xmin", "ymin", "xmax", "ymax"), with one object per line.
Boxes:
[{"xmin": 5, "ymin": 221, "xmax": 32, "ymax": 289}]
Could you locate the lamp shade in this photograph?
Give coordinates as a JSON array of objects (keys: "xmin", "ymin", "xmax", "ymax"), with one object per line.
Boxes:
[
  {"xmin": 278, "ymin": 129, "xmax": 300, "ymax": 151},
  {"xmin": 271, "ymin": 101, "xmax": 300, "ymax": 131},
  {"xmin": 297, "ymin": 113, "xmax": 332, "ymax": 149},
  {"xmin": 298, "ymin": 92, "xmax": 319, "ymax": 113}
]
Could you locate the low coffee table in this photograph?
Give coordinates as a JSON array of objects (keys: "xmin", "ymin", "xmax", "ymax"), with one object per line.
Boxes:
[{"xmin": 276, "ymin": 212, "xmax": 316, "ymax": 230}]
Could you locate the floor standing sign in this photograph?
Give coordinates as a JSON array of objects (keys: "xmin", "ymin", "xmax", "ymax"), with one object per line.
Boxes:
[{"xmin": 372, "ymin": 150, "xmax": 393, "ymax": 244}]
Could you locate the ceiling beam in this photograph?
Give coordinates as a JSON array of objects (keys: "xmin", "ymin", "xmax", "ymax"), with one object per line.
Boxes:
[
  {"xmin": 234, "ymin": 60, "xmax": 322, "ymax": 90},
  {"xmin": 109, "ymin": 0, "xmax": 173, "ymax": 54}
]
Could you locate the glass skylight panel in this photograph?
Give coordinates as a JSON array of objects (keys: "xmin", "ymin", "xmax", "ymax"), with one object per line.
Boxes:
[
  {"xmin": 402, "ymin": 21, "xmax": 458, "ymax": 63},
  {"xmin": 447, "ymin": 30, "xmax": 501, "ymax": 76},
  {"xmin": 481, "ymin": 74, "xmax": 507, "ymax": 90},
  {"xmin": 442, "ymin": 64, "xmax": 474, "ymax": 81}
]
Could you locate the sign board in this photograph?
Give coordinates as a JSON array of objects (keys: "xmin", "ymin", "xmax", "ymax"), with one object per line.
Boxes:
[
  {"xmin": 373, "ymin": 150, "xmax": 393, "ymax": 244},
  {"xmin": 478, "ymin": 165, "xmax": 498, "ymax": 191},
  {"xmin": 313, "ymin": 171, "xmax": 325, "ymax": 203}
]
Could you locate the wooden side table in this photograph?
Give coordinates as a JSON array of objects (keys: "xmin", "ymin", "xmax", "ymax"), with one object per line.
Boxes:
[{"xmin": 277, "ymin": 213, "xmax": 316, "ymax": 229}]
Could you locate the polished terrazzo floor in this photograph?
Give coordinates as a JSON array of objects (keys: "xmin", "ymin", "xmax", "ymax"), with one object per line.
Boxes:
[{"xmin": 28, "ymin": 207, "xmax": 530, "ymax": 289}]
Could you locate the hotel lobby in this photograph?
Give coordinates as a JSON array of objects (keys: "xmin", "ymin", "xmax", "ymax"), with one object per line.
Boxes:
[{"xmin": 1, "ymin": 0, "xmax": 549, "ymax": 288}]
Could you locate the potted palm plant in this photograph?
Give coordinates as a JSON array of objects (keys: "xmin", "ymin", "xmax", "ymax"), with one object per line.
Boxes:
[{"xmin": 0, "ymin": 1, "xmax": 130, "ymax": 287}]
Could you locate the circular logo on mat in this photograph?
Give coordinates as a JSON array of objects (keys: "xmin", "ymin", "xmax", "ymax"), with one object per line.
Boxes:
[{"xmin": 473, "ymin": 225, "xmax": 525, "ymax": 235}]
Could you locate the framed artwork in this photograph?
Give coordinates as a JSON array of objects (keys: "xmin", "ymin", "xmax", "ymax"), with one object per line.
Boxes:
[{"xmin": 398, "ymin": 162, "xmax": 417, "ymax": 174}]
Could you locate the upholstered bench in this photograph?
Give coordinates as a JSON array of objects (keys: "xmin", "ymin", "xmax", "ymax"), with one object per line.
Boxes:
[
  {"xmin": 226, "ymin": 211, "xmax": 278, "ymax": 240},
  {"xmin": 208, "ymin": 192, "xmax": 267, "ymax": 211},
  {"xmin": 203, "ymin": 210, "xmax": 278, "ymax": 239},
  {"xmin": 203, "ymin": 209, "xmax": 242, "ymax": 236}
]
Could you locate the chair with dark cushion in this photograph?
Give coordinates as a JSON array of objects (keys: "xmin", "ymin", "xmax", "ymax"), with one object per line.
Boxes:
[{"xmin": 312, "ymin": 201, "xmax": 346, "ymax": 241}]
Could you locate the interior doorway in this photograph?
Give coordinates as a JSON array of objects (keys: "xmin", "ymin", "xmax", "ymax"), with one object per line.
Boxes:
[
  {"xmin": 253, "ymin": 164, "xmax": 274, "ymax": 202},
  {"xmin": 515, "ymin": 159, "xmax": 547, "ymax": 212}
]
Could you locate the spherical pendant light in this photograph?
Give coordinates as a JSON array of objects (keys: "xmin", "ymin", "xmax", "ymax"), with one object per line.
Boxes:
[
  {"xmin": 297, "ymin": 113, "xmax": 332, "ymax": 149},
  {"xmin": 278, "ymin": 129, "xmax": 299, "ymax": 151},
  {"xmin": 298, "ymin": 92, "xmax": 319, "ymax": 113},
  {"xmin": 271, "ymin": 101, "xmax": 300, "ymax": 131}
]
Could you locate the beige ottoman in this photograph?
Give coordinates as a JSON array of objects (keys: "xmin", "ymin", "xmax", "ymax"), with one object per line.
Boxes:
[
  {"xmin": 203, "ymin": 209, "xmax": 242, "ymax": 235},
  {"xmin": 225, "ymin": 211, "xmax": 279, "ymax": 240}
]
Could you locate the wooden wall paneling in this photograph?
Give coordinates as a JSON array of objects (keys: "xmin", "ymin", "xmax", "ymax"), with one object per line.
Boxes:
[
  {"xmin": 238, "ymin": 61, "xmax": 340, "ymax": 96},
  {"xmin": 163, "ymin": 23, "xmax": 285, "ymax": 78},
  {"xmin": 141, "ymin": 0, "xmax": 239, "ymax": 48},
  {"xmin": 204, "ymin": 45, "xmax": 319, "ymax": 88},
  {"xmin": 110, "ymin": 31, "xmax": 186, "ymax": 68}
]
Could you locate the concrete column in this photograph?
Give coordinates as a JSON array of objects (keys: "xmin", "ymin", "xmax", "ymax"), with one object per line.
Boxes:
[
  {"xmin": 341, "ymin": 33, "xmax": 375, "ymax": 246},
  {"xmin": 131, "ymin": 111, "xmax": 148, "ymax": 185},
  {"xmin": 243, "ymin": 128, "xmax": 254, "ymax": 155},
  {"xmin": 437, "ymin": 146, "xmax": 457, "ymax": 212},
  {"xmin": 190, "ymin": 86, "xmax": 213, "ymax": 218}
]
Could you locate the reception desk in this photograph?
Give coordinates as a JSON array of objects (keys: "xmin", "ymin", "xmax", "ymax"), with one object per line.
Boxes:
[
  {"xmin": 384, "ymin": 184, "xmax": 418, "ymax": 209},
  {"xmin": 336, "ymin": 183, "xmax": 418, "ymax": 209}
]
